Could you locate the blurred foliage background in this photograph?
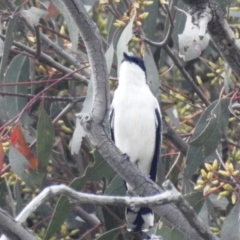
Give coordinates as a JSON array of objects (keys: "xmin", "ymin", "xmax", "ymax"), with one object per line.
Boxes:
[{"xmin": 0, "ymin": 0, "xmax": 240, "ymax": 239}]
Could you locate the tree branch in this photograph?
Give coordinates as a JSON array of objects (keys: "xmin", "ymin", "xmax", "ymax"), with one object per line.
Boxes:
[
  {"xmin": 60, "ymin": 1, "xmax": 218, "ymax": 240},
  {"xmin": 4, "ymin": 0, "xmax": 90, "ymax": 84},
  {"xmin": 0, "ymin": 34, "xmax": 88, "ymax": 84},
  {"xmin": 163, "ymin": 118, "xmax": 189, "ymax": 155},
  {"xmin": 182, "ymin": 0, "xmax": 240, "ymax": 78},
  {"xmin": 0, "ymin": 209, "xmax": 36, "ymax": 240},
  {"xmin": 1, "ymin": 182, "xmax": 214, "ymax": 240}
]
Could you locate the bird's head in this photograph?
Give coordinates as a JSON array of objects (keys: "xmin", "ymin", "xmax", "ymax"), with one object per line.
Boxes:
[{"xmin": 119, "ymin": 52, "xmax": 146, "ymax": 84}]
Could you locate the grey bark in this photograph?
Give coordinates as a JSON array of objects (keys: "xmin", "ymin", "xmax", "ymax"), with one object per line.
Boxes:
[
  {"xmin": 61, "ymin": 1, "xmax": 219, "ymax": 240},
  {"xmin": 0, "ymin": 209, "xmax": 36, "ymax": 240}
]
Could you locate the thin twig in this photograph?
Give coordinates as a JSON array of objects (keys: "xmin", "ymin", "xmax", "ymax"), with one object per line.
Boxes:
[
  {"xmin": 0, "ymin": 91, "xmax": 85, "ymax": 102},
  {"xmin": 0, "ymin": 34, "xmax": 88, "ymax": 84}
]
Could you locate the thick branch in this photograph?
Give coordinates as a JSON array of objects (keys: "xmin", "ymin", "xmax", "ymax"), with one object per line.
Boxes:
[
  {"xmin": 163, "ymin": 181, "xmax": 218, "ymax": 240},
  {"xmin": 182, "ymin": 0, "xmax": 240, "ymax": 78},
  {"xmin": 61, "ymin": 1, "xmax": 219, "ymax": 240},
  {"xmin": 0, "ymin": 209, "xmax": 35, "ymax": 240}
]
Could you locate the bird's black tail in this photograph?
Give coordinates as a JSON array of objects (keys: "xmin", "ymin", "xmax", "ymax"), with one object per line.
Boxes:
[{"xmin": 126, "ymin": 206, "xmax": 154, "ymax": 232}]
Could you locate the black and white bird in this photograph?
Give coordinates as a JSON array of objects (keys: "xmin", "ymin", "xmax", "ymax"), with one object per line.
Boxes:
[{"xmin": 109, "ymin": 52, "xmax": 162, "ymax": 232}]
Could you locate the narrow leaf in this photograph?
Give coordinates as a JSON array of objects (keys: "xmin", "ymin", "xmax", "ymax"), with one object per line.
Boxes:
[
  {"xmin": 0, "ymin": 38, "xmax": 4, "ymax": 57},
  {"xmin": 185, "ymin": 192, "xmax": 205, "ymax": 214},
  {"xmin": 190, "ymin": 98, "xmax": 230, "ymax": 157},
  {"xmin": 144, "ymin": 48, "xmax": 160, "ymax": 97},
  {"xmin": 8, "ymin": 146, "xmax": 34, "ymax": 188},
  {"xmin": 37, "ymin": 108, "xmax": 54, "ymax": 169},
  {"xmin": 105, "ymin": 43, "xmax": 114, "ymax": 74},
  {"xmin": 184, "ymin": 98, "xmax": 230, "ymax": 181},
  {"xmin": 14, "ymin": 180, "xmax": 23, "ymax": 215},
  {"xmin": 105, "ymin": 175, "xmax": 125, "ymax": 196},
  {"xmin": 50, "ymin": 0, "xmax": 79, "ymax": 51},
  {"xmin": 116, "ymin": 10, "xmax": 136, "ymax": 73},
  {"xmin": 3, "ymin": 55, "xmax": 31, "ymax": 122},
  {"xmin": 10, "ymin": 124, "xmax": 38, "ymax": 170},
  {"xmin": 221, "ymin": 201, "xmax": 240, "ymax": 240},
  {"xmin": 184, "ymin": 146, "xmax": 203, "ymax": 182},
  {"xmin": 0, "ymin": 9, "xmax": 20, "ymax": 82}
]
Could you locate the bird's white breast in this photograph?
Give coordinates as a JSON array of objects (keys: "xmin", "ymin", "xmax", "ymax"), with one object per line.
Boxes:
[{"xmin": 112, "ymin": 83, "xmax": 158, "ymax": 177}]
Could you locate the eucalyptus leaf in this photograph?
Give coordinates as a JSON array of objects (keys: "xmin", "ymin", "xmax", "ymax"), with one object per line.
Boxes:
[
  {"xmin": 116, "ymin": 10, "xmax": 136, "ymax": 73},
  {"xmin": 3, "ymin": 55, "xmax": 31, "ymax": 123},
  {"xmin": 37, "ymin": 108, "xmax": 54, "ymax": 169},
  {"xmin": 0, "ymin": 8, "xmax": 20, "ymax": 83},
  {"xmin": 0, "ymin": 38, "xmax": 4, "ymax": 57},
  {"xmin": 50, "ymin": 0, "xmax": 79, "ymax": 51},
  {"xmin": 184, "ymin": 98, "xmax": 230, "ymax": 181},
  {"xmin": 144, "ymin": 49, "xmax": 160, "ymax": 97},
  {"xmin": 156, "ymin": 222, "xmax": 185, "ymax": 240},
  {"xmin": 105, "ymin": 175, "xmax": 125, "ymax": 196},
  {"xmin": 105, "ymin": 43, "xmax": 114, "ymax": 74},
  {"xmin": 8, "ymin": 146, "xmax": 34, "ymax": 189},
  {"xmin": 220, "ymin": 201, "xmax": 240, "ymax": 240},
  {"xmin": 190, "ymin": 98, "xmax": 230, "ymax": 157}
]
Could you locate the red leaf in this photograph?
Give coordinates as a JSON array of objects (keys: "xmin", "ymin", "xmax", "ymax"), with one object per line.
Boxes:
[
  {"xmin": 10, "ymin": 124, "xmax": 38, "ymax": 170},
  {"xmin": 45, "ymin": 3, "xmax": 59, "ymax": 21}
]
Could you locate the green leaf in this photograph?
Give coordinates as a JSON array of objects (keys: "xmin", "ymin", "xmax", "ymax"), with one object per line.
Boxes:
[
  {"xmin": 116, "ymin": 10, "xmax": 136, "ymax": 72},
  {"xmin": 198, "ymin": 201, "xmax": 208, "ymax": 226},
  {"xmin": 95, "ymin": 226, "xmax": 123, "ymax": 240},
  {"xmin": 105, "ymin": 43, "xmax": 114, "ymax": 75},
  {"xmin": 14, "ymin": 180, "xmax": 23, "ymax": 215},
  {"xmin": 184, "ymin": 146, "xmax": 203, "ymax": 182},
  {"xmin": 8, "ymin": 146, "xmax": 35, "ymax": 189},
  {"xmin": 184, "ymin": 98, "xmax": 230, "ymax": 181},
  {"xmin": 3, "ymin": 55, "xmax": 31, "ymax": 122},
  {"xmin": 105, "ymin": 175, "xmax": 125, "ymax": 196},
  {"xmin": 171, "ymin": 2, "xmax": 188, "ymax": 48},
  {"xmin": 190, "ymin": 98, "xmax": 230, "ymax": 157},
  {"xmin": 44, "ymin": 151, "xmax": 116, "ymax": 239},
  {"xmin": 0, "ymin": 8, "xmax": 20, "ymax": 82},
  {"xmin": 144, "ymin": 49, "xmax": 160, "ymax": 97},
  {"xmin": 91, "ymin": 150, "xmax": 116, "ymax": 180},
  {"xmin": 37, "ymin": 108, "xmax": 54, "ymax": 169},
  {"xmin": 185, "ymin": 192, "xmax": 205, "ymax": 214},
  {"xmin": 44, "ymin": 177, "xmax": 87, "ymax": 240},
  {"xmin": 220, "ymin": 201, "xmax": 240, "ymax": 240},
  {"xmin": 50, "ymin": 0, "xmax": 79, "ymax": 51},
  {"xmin": 206, "ymin": 197, "xmax": 218, "ymax": 225},
  {"xmin": 156, "ymin": 222, "xmax": 185, "ymax": 240},
  {"xmin": 143, "ymin": 0, "xmax": 159, "ymax": 42}
]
